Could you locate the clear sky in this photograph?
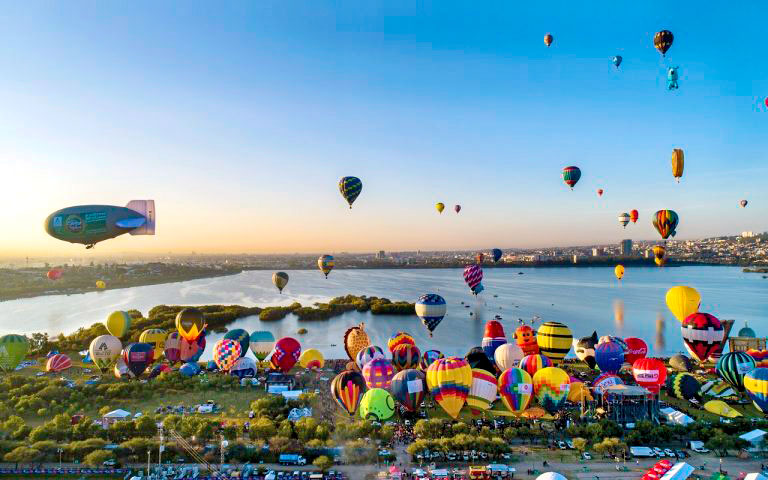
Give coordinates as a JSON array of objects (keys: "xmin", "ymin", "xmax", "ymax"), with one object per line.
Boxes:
[{"xmin": 1, "ymin": 1, "xmax": 766, "ymax": 255}]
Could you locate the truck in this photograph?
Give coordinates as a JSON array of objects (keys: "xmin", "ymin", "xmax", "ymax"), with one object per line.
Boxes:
[
  {"xmin": 689, "ymin": 441, "xmax": 710, "ymax": 453},
  {"xmin": 279, "ymin": 454, "xmax": 307, "ymax": 466},
  {"xmin": 630, "ymin": 446, "xmax": 656, "ymax": 457}
]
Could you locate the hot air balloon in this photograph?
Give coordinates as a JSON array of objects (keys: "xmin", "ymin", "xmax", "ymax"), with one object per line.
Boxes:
[
  {"xmin": 612, "ymin": 55, "xmax": 622, "ymax": 68},
  {"xmin": 362, "ymin": 357, "xmax": 395, "ymax": 389},
  {"xmin": 653, "ymin": 245, "xmax": 666, "ymax": 265},
  {"xmin": 667, "ymin": 66, "xmax": 679, "ymax": 90},
  {"xmin": 669, "ymin": 354, "xmax": 693, "ymax": 372},
  {"xmin": 272, "ymin": 272, "xmax": 289, "ymax": 293},
  {"xmin": 271, "ymin": 337, "xmax": 301, "ymax": 373},
  {"xmin": 475, "ymin": 252, "xmax": 485, "ymax": 265},
  {"xmin": 654, "ymin": 30, "xmax": 674, "ymax": 56},
  {"xmin": 533, "ymin": 367, "xmax": 570, "ymax": 414},
  {"xmin": 176, "ymin": 307, "xmax": 206, "ymax": 342},
  {"xmin": 618, "ymin": 213, "xmax": 630, "ymax": 228},
  {"xmin": 224, "ymin": 329, "xmax": 250, "ymax": 359},
  {"xmin": 89, "ymin": 335, "xmax": 122, "ymax": 373},
  {"xmin": 514, "ymin": 326, "xmax": 539, "ymax": 356},
  {"xmin": 164, "ymin": 332, "xmax": 182, "ymax": 365},
  {"xmin": 568, "ymin": 381, "xmax": 593, "ymax": 403},
  {"xmin": 653, "ymin": 210, "xmax": 679, "ymax": 240},
  {"xmin": 139, "ymin": 329, "xmax": 166, "ymax": 355},
  {"xmin": 213, "ymin": 339, "xmax": 242, "ymax": 372},
  {"xmin": 299, "ymin": 349, "xmax": 325, "ymax": 370},
  {"xmin": 318, "ymin": 255, "xmax": 334, "ymax": 278},
  {"xmin": 463, "ymin": 265, "xmax": 484, "ymax": 295},
  {"xmin": 671, "ymin": 148, "xmax": 684, "ymax": 182},
  {"xmin": 740, "ymin": 200, "xmax": 748, "ymax": 208},
  {"xmin": 435, "ymin": 202, "xmax": 445, "ymax": 214},
  {"xmin": 537, "ymin": 322, "xmax": 572, "ymax": 366},
  {"xmin": 491, "ymin": 248, "xmax": 503, "ymax": 263},
  {"xmin": 229, "ymin": 356, "xmax": 257, "ymax": 379},
  {"xmin": 614, "ymin": 265, "xmax": 625, "ymax": 280},
  {"xmin": 357, "ymin": 345, "xmax": 385, "ymax": 370},
  {"xmin": 95, "ymin": 280, "xmax": 106, "ymax": 289},
  {"xmin": 359, "ymin": 388, "xmax": 395, "ymax": 421},
  {"xmin": 544, "ymin": 33, "xmax": 553, "ymax": 47},
  {"xmin": 716, "ymin": 352, "xmax": 756, "ymax": 392},
  {"xmin": 148, "ymin": 363, "xmax": 172, "ymax": 379},
  {"xmin": 249, "ymin": 331, "xmax": 275, "ymax": 362},
  {"xmin": 624, "ymin": 338, "xmax": 648, "ymax": 366},
  {"xmin": 122, "ymin": 343, "xmax": 154, "ymax": 377},
  {"xmin": 666, "ymin": 372, "xmax": 702, "ymax": 402},
  {"xmin": 666, "ymin": 286, "xmax": 700, "ymax": 322},
  {"xmin": 344, "ymin": 323, "xmax": 371, "ymax": 361},
  {"xmin": 454, "ymin": 204, "xmax": 461, "ymax": 214},
  {"xmin": 482, "ymin": 320, "xmax": 507, "ymax": 365},
  {"xmin": 392, "ymin": 344, "xmax": 420, "ymax": 372},
  {"xmin": 494, "ymin": 343, "xmax": 524, "ymax": 372},
  {"xmin": 681, "ymin": 312, "xmax": 724, "ymax": 363},
  {"xmin": 593, "ymin": 373, "xmax": 624, "ymax": 395},
  {"xmin": 519, "ymin": 354, "xmax": 552, "ymax": 378},
  {"xmin": 391, "ymin": 369, "xmax": 427, "ymax": 412},
  {"xmin": 632, "ymin": 358, "xmax": 667, "ymax": 394},
  {"xmin": 595, "ymin": 341, "xmax": 625, "ymax": 374},
  {"xmin": 467, "ymin": 368, "xmax": 498, "ymax": 415},
  {"xmin": 114, "ymin": 357, "xmax": 134, "ymax": 379},
  {"xmin": 105, "ymin": 311, "xmax": 131, "ymax": 339},
  {"xmin": 339, "ymin": 176, "xmax": 362, "ymax": 208},
  {"xmin": 46, "ymin": 353, "xmax": 72, "ymax": 373},
  {"xmin": 387, "ymin": 332, "xmax": 415, "ymax": 353},
  {"xmin": 331, "ymin": 370, "xmax": 367, "ymax": 416},
  {"xmin": 561, "ymin": 166, "xmax": 581, "ymax": 190},
  {"xmin": 180, "ymin": 335, "xmax": 205, "ymax": 363},
  {"xmin": 179, "ymin": 362, "xmax": 200, "ymax": 377},
  {"xmin": 420, "ymin": 350, "xmax": 443, "ymax": 370},
  {"xmin": 465, "ymin": 347, "xmax": 495, "ymax": 373},
  {"xmin": 598, "ymin": 336, "xmax": 628, "ymax": 352},
  {"xmin": 573, "ymin": 332, "xmax": 598, "ymax": 369},
  {"xmin": 747, "ymin": 349, "xmax": 768, "ymax": 368},
  {"xmin": 630, "ymin": 210, "xmax": 639, "ymax": 223},
  {"xmin": 46, "ymin": 269, "xmax": 62, "ymax": 280},
  {"xmin": 745, "ymin": 368, "xmax": 768, "ymax": 413},
  {"xmin": 498, "ymin": 368, "xmax": 533, "ymax": 414},
  {"xmin": 415, "ymin": 294, "xmax": 446, "ymax": 337},
  {"xmin": 0, "ymin": 335, "xmax": 29, "ymax": 372},
  {"xmin": 427, "ymin": 357, "xmax": 472, "ymax": 419},
  {"xmin": 597, "ymin": 189, "xmax": 604, "ymax": 197}
]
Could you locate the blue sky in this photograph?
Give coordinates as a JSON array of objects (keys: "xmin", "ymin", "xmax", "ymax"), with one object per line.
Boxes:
[{"xmin": 1, "ymin": 1, "xmax": 766, "ymax": 254}]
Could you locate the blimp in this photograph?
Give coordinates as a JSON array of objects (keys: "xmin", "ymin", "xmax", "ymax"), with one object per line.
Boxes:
[{"xmin": 45, "ymin": 200, "xmax": 156, "ymax": 248}]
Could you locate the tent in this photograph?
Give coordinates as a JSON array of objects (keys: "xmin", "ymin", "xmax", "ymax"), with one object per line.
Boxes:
[
  {"xmin": 744, "ymin": 474, "xmax": 767, "ymax": 480},
  {"xmin": 660, "ymin": 462, "xmax": 695, "ymax": 480},
  {"xmin": 739, "ymin": 430, "xmax": 766, "ymax": 451},
  {"xmin": 660, "ymin": 407, "xmax": 694, "ymax": 426}
]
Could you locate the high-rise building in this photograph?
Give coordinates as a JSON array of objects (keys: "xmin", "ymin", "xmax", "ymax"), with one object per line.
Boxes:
[
  {"xmin": 620, "ymin": 239, "xmax": 632, "ymax": 256},
  {"xmin": 592, "ymin": 248, "xmax": 601, "ymax": 256},
  {"xmin": 376, "ymin": 250, "xmax": 386, "ymax": 259}
]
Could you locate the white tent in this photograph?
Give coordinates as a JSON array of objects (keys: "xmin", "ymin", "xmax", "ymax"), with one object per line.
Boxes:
[
  {"xmin": 739, "ymin": 429, "xmax": 766, "ymax": 451},
  {"xmin": 660, "ymin": 407, "xmax": 694, "ymax": 426},
  {"xmin": 659, "ymin": 462, "xmax": 694, "ymax": 480},
  {"xmin": 744, "ymin": 473, "xmax": 767, "ymax": 480}
]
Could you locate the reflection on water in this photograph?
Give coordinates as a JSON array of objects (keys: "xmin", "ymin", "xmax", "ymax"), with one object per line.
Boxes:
[{"xmin": 0, "ymin": 266, "xmax": 764, "ymax": 361}]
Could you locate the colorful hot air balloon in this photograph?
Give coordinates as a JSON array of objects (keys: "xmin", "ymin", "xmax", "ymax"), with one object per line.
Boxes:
[
  {"xmin": 653, "ymin": 245, "xmax": 666, "ymax": 266},
  {"xmin": 271, "ymin": 337, "xmax": 301, "ymax": 373},
  {"xmin": 0, "ymin": 334, "xmax": 29, "ymax": 372},
  {"xmin": 482, "ymin": 320, "xmax": 507, "ymax": 365},
  {"xmin": 415, "ymin": 294, "xmax": 446, "ymax": 336},
  {"xmin": 669, "ymin": 354, "xmax": 693, "ymax": 372},
  {"xmin": 148, "ymin": 363, "xmax": 172, "ymax": 379},
  {"xmin": 463, "ymin": 265, "xmax": 484, "ymax": 295},
  {"xmin": 299, "ymin": 349, "xmax": 325, "ymax": 370},
  {"xmin": 740, "ymin": 200, "xmax": 748, "ymax": 208},
  {"xmin": 46, "ymin": 353, "xmax": 72, "ymax": 373},
  {"xmin": 623, "ymin": 337, "xmax": 648, "ymax": 366},
  {"xmin": 630, "ymin": 210, "xmax": 639, "ymax": 223},
  {"xmin": 114, "ymin": 356, "xmax": 134, "ymax": 379},
  {"xmin": 666, "ymin": 286, "xmax": 701, "ymax": 322},
  {"xmin": 179, "ymin": 361, "xmax": 200, "ymax": 377},
  {"xmin": 175, "ymin": 307, "xmax": 206, "ymax": 342},
  {"xmin": 420, "ymin": 350, "xmax": 443, "ymax": 370},
  {"xmin": 466, "ymin": 347, "xmax": 495, "ymax": 373},
  {"xmin": 681, "ymin": 312, "xmax": 724, "ymax": 363},
  {"xmin": 359, "ymin": 388, "xmax": 395, "ymax": 421},
  {"xmin": 632, "ymin": 357, "xmax": 667, "ymax": 394},
  {"xmin": 654, "ymin": 30, "xmax": 674, "ymax": 56},
  {"xmin": 491, "ymin": 248, "xmax": 503, "ymax": 263},
  {"xmin": 344, "ymin": 323, "xmax": 371, "ymax": 361},
  {"xmin": 745, "ymin": 368, "xmax": 768, "ymax": 413},
  {"xmin": 593, "ymin": 373, "xmax": 624, "ymax": 395},
  {"xmin": 498, "ymin": 368, "xmax": 533, "ymax": 414},
  {"xmin": 561, "ymin": 166, "xmax": 581, "ymax": 190},
  {"xmin": 139, "ymin": 329, "xmax": 166, "ymax": 355},
  {"xmin": 331, "ymin": 370, "xmax": 367, "ymax": 416},
  {"xmin": 467, "ymin": 368, "xmax": 498, "ymax": 415},
  {"xmin": 671, "ymin": 148, "xmax": 684, "ymax": 182},
  {"xmin": 747, "ymin": 349, "xmax": 768, "ymax": 368},
  {"xmin": 105, "ymin": 311, "xmax": 132, "ymax": 339},
  {"xmin": 666, "ymin": 372, "xmax": 702, "ymax": 402},
  {"xmin": 387, "ymin": 332, "xmax": 415, "ymax": 353},
  {"xmin": 164, "ymin": 332, "xmax": 182, "ymax": 365},
  {"xmin": 514, "ymin": 326, "xmax": 539, "ymax": 356},
  {"xmin": 618, "ymin": 213, "xmax": 630, "ymax": 229},
  {"xmin": 339, "ymin": 176, "xmax": 363, "ymax": 208},
  {"xmin": 544, "ymin": 33, "xmax": 553, "ymax": 47},
  {"xmin": 46, "ymin": 269, "xmax": 62, "ymax": 280},
  {"xmin": 89, "ymin": 335, "xmax": 122, "ymax": 373},
  {"xmin": 391, "ymin": 369, "xmax": 427, "ymax": 412},
  {"xmin": 614, "ymin": 265, "xmax": 625, "ymax": 280},
  {"xmin": 519, "ymin": 354, "xmax": 552, "ymax": 378},
  {"xmin": 224, "ymin": 329, "xmax": 250, "ymax": 359},
  {"xmin": 179, "ymin": 335, "xmax": 205, "ymax": 363},
  {"xmin": 362, "ymin": 357, "xmax": 395, "ymax": 389},
  {"xmin": 213, "ymin": 339, "xmax": 242, "ymax": 372},
  {"xmin": 230, "ymin": 357, "xmax": 258, "ymax": 379},
  {"xmin": 357, "ymin": 345, "xmax": 385, "ymax": 370},
  {"xmin": 568, "ymin": 381, "xmax": 593, "ymax": 403},
  {"xmin": 272, "ymin": 272, "xmax": 289, "ymax": 293},
  {"xmin": 427, "ymin": 357, "xmax": 472, "ymax": 419},
  {"xmin": 612, "ymin": 55, "xmax": 622, "ymax": 68},
  {"xmin": 391, "ymin": 344, "xmax": 420, "ymax": 372},
  {"xmin": 249, "ymin": 331, "xmax": 275, "ymax": 361},
  {"xmin": 494, "ymin": 343, "xmax": 524, "ymax": 372},
  {"xmin": 653, "ymin": 210, "xmax": 679, "ymax": 240},
  {"xmin": 435, "ymin": 202, "xmax": 445, "ymax": 214},
  {"xmin": 573, "ymin": 332, "xmax": 598, "ymax": 369},
  {"xmin": 716, "ymin": 352, "xmax": 756, "ymax": 392},
  {"xmin": 597, "ymin": 188, "xmax": 604, "ymax": 197},
  {"xmin": 536, "ymin": 322, "xmax": 572, "ymax": 366},
  {"xmin": 317, "ymin": 255, "xmax": 334, "ymax": 278},
  {"xmin": 595, "ymin": 341, "xmax": 625, "ymax": 374},
  {"xmin": 454, "ymin": 204, "xmax": 461, "ymax": 214},
  {"xmin": 533, "ymin": 367, "xmax": 570, "ymax": 414},
  {"xmin": 122, "ymin": 343, "xmax": 154, "ymax": 377}
]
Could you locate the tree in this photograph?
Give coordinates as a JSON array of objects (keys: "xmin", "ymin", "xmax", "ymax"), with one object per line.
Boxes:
[
  {"xmin": 295, "ymin": 418, "xmax": 318, "ymax": 443},
  {"xmin": 84, "ymin": 449, "xmax": 112, "ymax": 467},
  {"xmin": 313, "ymin": 455, "xmax": 333, "ymax": 472},
  {"xmin": 134, "ymin": 415, "xmax": 157, "ymax": 438},
  {"xmin": 573, "ymin": 438, "xmax": 588, "ymax": 455},
  {"xmin": 250, "ymin": 418, "xmax": 276, "ymax": 441},
  {"xmin": 4, "ymin": 446, "xmax": 42, "ymax": 463}
]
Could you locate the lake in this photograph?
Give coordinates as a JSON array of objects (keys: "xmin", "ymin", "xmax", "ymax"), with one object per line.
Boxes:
[{"xmin": 0, "ymin": 266, "xmax": 765, "ymax": 361}]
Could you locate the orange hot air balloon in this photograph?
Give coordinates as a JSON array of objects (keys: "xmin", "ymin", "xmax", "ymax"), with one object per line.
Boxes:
[
  {"xmin": 514, "ymin": 326, "xmax": 539, "ymax": 356},
  {"xmin": 630, "ymin": 210, "xmax": 639, "ymax": 224},
  {"xmin": 544, "ymin": 33, "xmax": 553, "ymax": 47}
]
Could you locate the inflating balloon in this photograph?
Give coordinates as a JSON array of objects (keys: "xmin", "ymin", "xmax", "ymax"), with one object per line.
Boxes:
[
  {"xmin": 482, "ymin": 320, "xmax": 507, "ymax": 365},
  {"xmin": 89, "ymin": 335, "xmax": 122, "ymax": 373},
  {"xmin": 359, "ymin": 388, "xmax": 395, "ymax": 421},
  {"xmin": 176, "ymin": 307, "xmax": 206, "ymax": 342},
  {"xmin": 339, "ymin": 176, "xmax": 363, "ymax": 208},
  {"xmin": 47, "ymin": 269, "xmax": 62, "ymax": 280},
  {"xmin": 271, "ymin": 337, "xmax": 301, "ymax": 373},
  {"xmin": 272, "ymin": 272, "xmax": 289, "ymax": 293},
  {"xmin": 494, "ymin": 343, "xmax": 524, "ymax": 372},
  {"xmin": 533, "ymin": 367, "xmax": 570, "ymax": 414},
  {"xmin": 391, "ymin": 369, "xmax": 427, "ymax": 412},
  {"xmin": 465, "ymin": 347, "xmax": 495, "ymax": 373},
  {"xmin": 593, "ymin": 373, "xmax": 623, "ymax": 395},
  {"xmin": 0, "ymin": 335, "xmax": 30, "ymax": 372},
  {"xmin": 666, "ymin": 286, "xmax": 701, "ymax": 322},
  {"xmin": 299, "ymin": 348, "xmax": 325, "ymax": 370},
  {"xmin": 148, "ymin": 363, "xmax": 172, "ymax": 379},
  {"xmin": 230, "ymin": 357, "xmax": 258, "ymax": 379},
  {"xmin": 716, "ymin": 352, "xmax": 756, "ymax": 392},
  {"xmin": 420, "ymin": 350, "xmax": 444, "ymax": 370},
  {"xmin": 514, "ymin": 326, "xmax": 539, "ymax": 356},
  {"xmin": 681, "ymin": 312, "xmax": 723, "ymax": 363},
  {"xmin": 669, "ymin": 354, "xmax": 693, "ymax": 372},
  {"xmin": 213, "ymin": 338, "xmax": 242, "ymax": 372},
  {"xmin": 573, "ymin": 332, "xmax": 598, "ymax": 369},
  {"xmin": 179, "ymin": 362, "xmax": 200, "ymax": 377},
  {"xmin": 224, "ymin": 329, "xmax": 250, "ymax": 359},
  {"xmin": 139, "ymin": 329, "xmax": 166, "ymax": 355},
  {"xmin": 537, "ymin": 322, "xmax": 572, "ymax": 366},
  {"xmin": 498, "ymin": 368, "xmax": 533, "ymax": 414},
  {"xmin": 331, "ymin": 370, "xmax": 367, "ymax": 416},
  {"xmin": 391, "ymin": 344, "xmax": 420, "ymax": 372},
  {"xmin": 561, "ymin": 166, "xmax": 581, "ymax": 190},
  {"xmin": 427, "ymin": 357, "xmax": 472, "ymax": 419},
  {"xmin": 467, "ymin": 368, "xmax": 498, "ymax": 415},
  {"xmin": 623, "ymin": 337, "xmax": 648, "ymax": 366},
  {"xmin": 179, "ymin": 335, "xmax": 205, "ymax": 363},
  {"xmin": 105, "ymin": 311, "xmax": 131, "ymax": 339},
  {"xmin": 46, "ymin": 353, "xmax": 72, "ymax": 373},
  {"xmin": 519, "ymin": 354, "xmax": 552, "ymax": 378},
  {"xmin": 362, "ymin": 357, "xmax": 395, "ymax": 389},
  {"xmin": 745, "ymin": 368, "xmax": 768, "ymax": 413},
  {"xmin": 666, "ymin": 372, "xmax": 702, "ymax": 402},
  {"xmin": 632, "ymin": 357, "xmax": 667, "ymax": 394},
  {"xmin": 318, "ymin": 255, "xmax": 334, "ymax": 278}
]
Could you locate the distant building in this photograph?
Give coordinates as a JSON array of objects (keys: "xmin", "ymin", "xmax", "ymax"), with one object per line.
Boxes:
[
  {"xmin": 592, "ymin": 248, "xmax": 601, "ymax": 257},
  {"xmin": 742, "ymin": 231, "xmax": 755, "ymax": 238},
  {"xmin": 620, "ymin": 239, "xmax": 633, "ymax": 256},
  {"xmin": 376, "ymin": 250, "xmax": 386, "ymax": 260}
]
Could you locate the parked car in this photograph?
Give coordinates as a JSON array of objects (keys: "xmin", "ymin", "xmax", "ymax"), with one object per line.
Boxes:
[
  {"xmin": 676, "ymin": 450, "xmax": 688, "ymax": 458},
  {"xmin": 558, "ymin": 441, "xmax": 567, "ymax": 450},
  {"xmin": 664, "ymin": 448, "xmax": 675, "ymax": 457},
  {"xmin": 566, "ymin": 440, "xmax": 574, "ymax": 449},
  {"xmin": 102, "ymin": 459, "xmax": 117, "ymax": 467},
  {"xmin": 582, "ymin": 452, "xmax": 592, "ymax": 460},
  {"xmin": 653, "ymin": 447, "xmax": 664, "ymax": 457}
]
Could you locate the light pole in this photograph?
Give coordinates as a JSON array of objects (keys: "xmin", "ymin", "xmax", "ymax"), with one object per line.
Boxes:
[
  {"xmin": 158, "ymin": 425, "xmax": 164, "ymax": 467},
  {"xmin": 56, "ymin": 448, "xmax": 63, "ymax": 468},
  {"xmin": 147, "ymin": 450, "xmax": 151, "ymax": 477}
]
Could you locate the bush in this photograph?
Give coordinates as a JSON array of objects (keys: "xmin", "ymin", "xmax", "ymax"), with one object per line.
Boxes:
[
  {"xmin": 313, "ymin": 455, "xmax": 332, "ymax": 472},
  {"xmin": 4, "ymin": 446, "xmax": 42, "ymax": 463},
  {"xmin": 84, "ymin": 449, "xmax": 113, "ymax": 467}
]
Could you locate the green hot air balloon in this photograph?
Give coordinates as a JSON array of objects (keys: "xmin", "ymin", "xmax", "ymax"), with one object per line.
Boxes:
[
  {"xmin": 0, "ymin": 335, "xmax": 30, "ymax": 372},
  {"xmin": 339, "ymin": 176, "xmax": 363, "ymax": 208}
]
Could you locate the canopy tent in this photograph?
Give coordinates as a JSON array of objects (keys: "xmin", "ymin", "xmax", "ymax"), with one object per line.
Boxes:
[
  {"xmin": 660, "ymin": 462, "xmax": 695, "ymax": 480},
  {"xmin": 661, "ymin": 407, "xmax": 694, "ymax": 426}
]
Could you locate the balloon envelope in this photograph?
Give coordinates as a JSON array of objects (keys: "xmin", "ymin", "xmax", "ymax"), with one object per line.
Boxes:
[
  {"xmin": 359, "ymin": 388, "xmax": 395, "ymax": 421},
  {"xmin": 427, "ymin": 357, "xmax": 472, "ymax": 419},
  {"xmin": 420, "ymin": 350, "xmax": 444, "ymax": 370},
  {"xmin": 390, "ymin": 369, "xmax": 427, "ymax": 412},
  {"xmin": 213, "ymin": 338, "xmax": 242, "ymax": 372},
  {"xmin": 595, "ymin": 341, "xmax": 624, "ymax": 374},
  {"xmin": 467, "ymin": 368, "xmax": 498, "ymax": 415},
  {"xmin": 272, "ymin": 272, "xmax": 289, "ymax": 293},
  {"xmin": 46, "ymin": 353, "xmax": 72, "ymax": 373},
  {"xmin": 482, "ymin": 320, "xmax": 507, "ymax": 366},
  {"xmin": 632, "ymin": 357, "xmax": 667, "ymax": 394},
  {"xmin": 498, "ymin": 368, "xmax": 533, "ymax": 414},
  {"xmin": 623, "ymin": 337, "xmax": 648, "ymax": 365},
  {"xmin": 387, "ymin": 332, "xmax": 415, "ymax": 353},
  {"xmin": 271, "ymin": 337, "xmax": 301, "ymax": 373},
  {"xmin": 176, "ymin": 308, "xmax": 206, "ymax": 342},
  {"xmin": 0, "ymin": 334, "xmax": 30, "ymax": 372},
  {"xmin": 356, "ymin": 345, "xmax": 385, "ymax": 370},
  {"xmin": 415, "ymin": 294, "xmax": 446, "ymax": 335},
  {"xmin": 537, "ymin": 322, "xmax": 572, "ymax": 366},
  {"xmin": 681, "ymin": 313, "xmax": 724, "ymax": 363},
  {"xmin": 362, "ymin": 358, "xmax": 395, "ymax": 389},
  {"xmin": 391, "ymin": 344, "xmax": 420, "ymax": 372},
  {"xmin": 105, "ymin": 311, "xmax": 131, "ymax": 338},
  {"xmin": 299, "ymin": 348, "xmax": 325, "ymax": 370},
  {"xmin": 339, "ymin": 176, "xmax": 363, "ymax": 208},
  {"xmin": 331, "ymin": 370, "xmax": 368, "ymax": 416},
  {"xmin": 745, "ymin": 368, "xmax": 768, "ymax": 413},
  {"xmin": 716, "ymin": 352, "xmax": 756, "ymax": 392},
  {"xmin": 491, "ymin": 248, "xmax": 503, "ymax": 263},
  {"xmin": 122, "ymin": 343, "xmax": 154, "ymax": 377},
  {"xmin": 494, "ymin": 343, "xmax": 524, "ymax": 372},
  {"xmin": 179, "ymin": 362, "xmax": 201, "ymax": 377},
  {"xmin": 514, "ymin": 326, "xmax": 539, "ymax": 356},
  {"xmin": 230, "ymin": 356, "xmax": 258, "ymax": 379},
  {"xmin": 519, "ymin": 354, "xmax": 552, "ymax": 378},
  {"xmin": 561, "ymin": 166, "xmax": 581, "ymax": 189},
  {"xmin": 224, "ymin": 329, "xmax": 250, "ymax": 359},
  {"xmin": 343, "ymin": 323, "xmax": 371, "ymax": 361},
  {"xmin": 249, "ymin": 331, "xmax": 275, "ymax": 361},
  {"xmin": 89, "ymin": 335, "xmax": 122, "ymax": 372},
  {"xmin": 317, "ymin": 255, "xmax": 334, "ymax": 277},
  {"xmin": 532, "ymin": 367, "xmax": 570, "ymax": 414},
  {"xmin": 139, "ymin": 329, "xmax": 166, "ymax": 355},
  {"xmin": 666, "ymin": 286, "xmax": 701, "ymax": 322}
]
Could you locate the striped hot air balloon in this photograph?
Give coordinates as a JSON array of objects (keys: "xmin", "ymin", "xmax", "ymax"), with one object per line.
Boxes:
[
  {"xmin": 317, "ymin": 255, "xmax": 334, "ymax": 278},
  {"xmin": 387, "ymin": 332, "xmax": 415, "ymax": 353},
  {"xmin": 163, "ymin": 332, "xmax": 182, "ymax": 365},
  {"xmin": 331, "ymin": 370, "xmax": 367, "ymax": 416},
  {"xmin": 339, "ymin": 176, "xmax": 363, "ymax": 208},
  {"xmin": 561, "ymin": 166, "xmax": 581, "ymax": 190},
  {"xmin": 463, "ymin": 265, "xmax": 484, "ymax": 295},
  {"xmin": 653, "ymin": 210, "xmax": 679, "ymax": 240},
  {"xmin": 391, "ymin": 344, "xmax": 420, "ymax": 372},
  {"xmin": 391, "ymin": 369, "xmax": 427, "ymax": 412},
  {"xmin": 415, "ymin": 294, "xmax": 447, "ymax": 336},
  {"xmin": 482, "ymin": 320, "xmax": 507, "ymax": 366},
  {"xmin": 716, "ymin": 352, "xmax": 756, "ymax": 392},
  {"xmin": 356, "ymin": 345, "xmax": 385, "ymax": 370},
  {"xmin": 362, "ymin": 358, "xmax": 395, "ymax": 389},
  {"xmin": 498, "ymin": 368, "xmax": 533, "ymax": 414},
  {"xmin": 532, "ymin": 367, "xmax": 570, "ymax": 414},
  {"xmin": 745, "ymin": 368, "xmax": 768, "ymax": 413},
  {"xmin": 681, "ymin": 313, "xmax": 724, "ymax": 363},
  {"xmin": 595, "ymin": 341, "xmax": 624, "ymax": 374},
  {"xmin": 139, "ymin": 329, "xmax": 166, "ymax": 355},
  {"xmin": 249, "ymin": 331, "xmax": 275, "ymax": 362},
  {"xmin": 467, "ymin": 368, "xmax": 498, "ymax": 415},
  {"xmin": 536, "ymin": 322, "xmax": 572, "ymax": 366},
  {"xmin": 213, "ymin": 339, "xmax": 242, "ymax": 372},
  {"xmin": 426, "ymin": 357, "xmax": 472, "ymax": 419},
  {"xmin": 519, "ymin": 354, "xmax": 552, "ymax": 377},
  {"xmin": 420, "ymin": 350, "xmax": 444, "ymax": 370},
  {"xmin": 46, "ymin": 353, "xmax": 72, "ymax": 373},
  {"xmin": 593, "ymin": 373, "xmax": 624, "ymax": 395},
  {"xmin": 665, "ymin": 372, "xmax": 702, "ymax": 402},
  {"xmin": 105, "ymin": 311, "xmax": 132, "ymax": 338},
  {"xmin": 747, "ymin": 349, "xmax": 768, "ymax": 368}
]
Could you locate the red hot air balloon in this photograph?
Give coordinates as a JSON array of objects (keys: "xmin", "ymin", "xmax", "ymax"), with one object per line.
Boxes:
[
  {"xmin": 623, "ymin": 337, "xmax": 648, "ymax": 365},
  {"xmin": 271, "ymin": 337, "xmax": 301, "ymax": 373},
  {"xmin": 632, "ymin": 357, "xmax": 667, "ymax": 394},
  {"xmin": 630, "ymin": 210, "xmax": 639, "ymax": 224},
  {"xmin": 681, "ymin": 313, "xmax": 724, "ymax": 363},
  {"xmin": 597, "ymin": 189, "xmax": 604, "ymax": 197},
  {"xmin": 46, "ymin": 269, "xmax": 63, "ymax": 280},
  {"xmin": 454, "ymin": 205, "xmax": 461, "ymax": 214}
]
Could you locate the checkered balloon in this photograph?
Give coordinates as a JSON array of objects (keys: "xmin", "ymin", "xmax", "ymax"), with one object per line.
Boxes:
[{"xmin": 213, "ymin": 338, "xmax": 242, "ymax": 372}]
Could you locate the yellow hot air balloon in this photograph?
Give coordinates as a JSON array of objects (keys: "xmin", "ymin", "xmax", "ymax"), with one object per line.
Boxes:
[
  {"xmin": 655, "ymin": 257, "xmax": 665, "ymax": 267},
  {"xmin": 299, "ymin": 348, "xmax": 325, "ymax": 370},
  {"xmin": 96, "ymin": 280, "xmax": 106, "ymax": 289},
  {"xmin": 176, "ymin": 307, "xmax": 207, "ymax": 342},
  {"xmin": 671, "ymin": 148, "xmax": 684, "ymax": 182},
  {"xmin": 426, "ymin": 357, "xmax": 472, "ymax": 419},
  {"xmin": 435, "ymin": 202, "xmax": 445, "ymax": 214},
  {"xmin": 567, "ymin": 381, "xmax": 593, "ymax": 403},
  {"xmin": 105, "ymin": 311, "xmax": 132, "ymax": 338},
  {"xmin": 139, "ymin": 328, "xmax": 167, "ymax": 354},
  {"xmin": 614, "ymin": 265, "xmax": 625, "ymax": 280},
  {"xmin": 272, "ymin": 272, "xmax": 289, "ymax": 293},
  {"xmin": 665, "ymin": 286, "xmax": 701, "ymax": 322},
  {"xmin": 536, "ymin": 322, "xmax": 572, "ymax": 366}
]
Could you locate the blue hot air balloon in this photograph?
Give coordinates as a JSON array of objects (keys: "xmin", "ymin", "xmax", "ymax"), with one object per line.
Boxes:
[
  {"xmin": 415, "ymin": 294, "xmax": 446, "ymax": 337},
  {"xmin": 595, "ymin": 341, "xmax": 624, "ymax": 374},
  {"xmin": 491, "ymin": 248, "xmax": 503, "ymax": 263},
  {"xmin": 612, "ymin": 55, "xmax": 622, "ymax": 68}
]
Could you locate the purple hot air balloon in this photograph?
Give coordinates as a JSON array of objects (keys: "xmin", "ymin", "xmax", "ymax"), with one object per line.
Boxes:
[{"xmin": 463, "ymin": 265, "xmax": 484, "ymax": 295}]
